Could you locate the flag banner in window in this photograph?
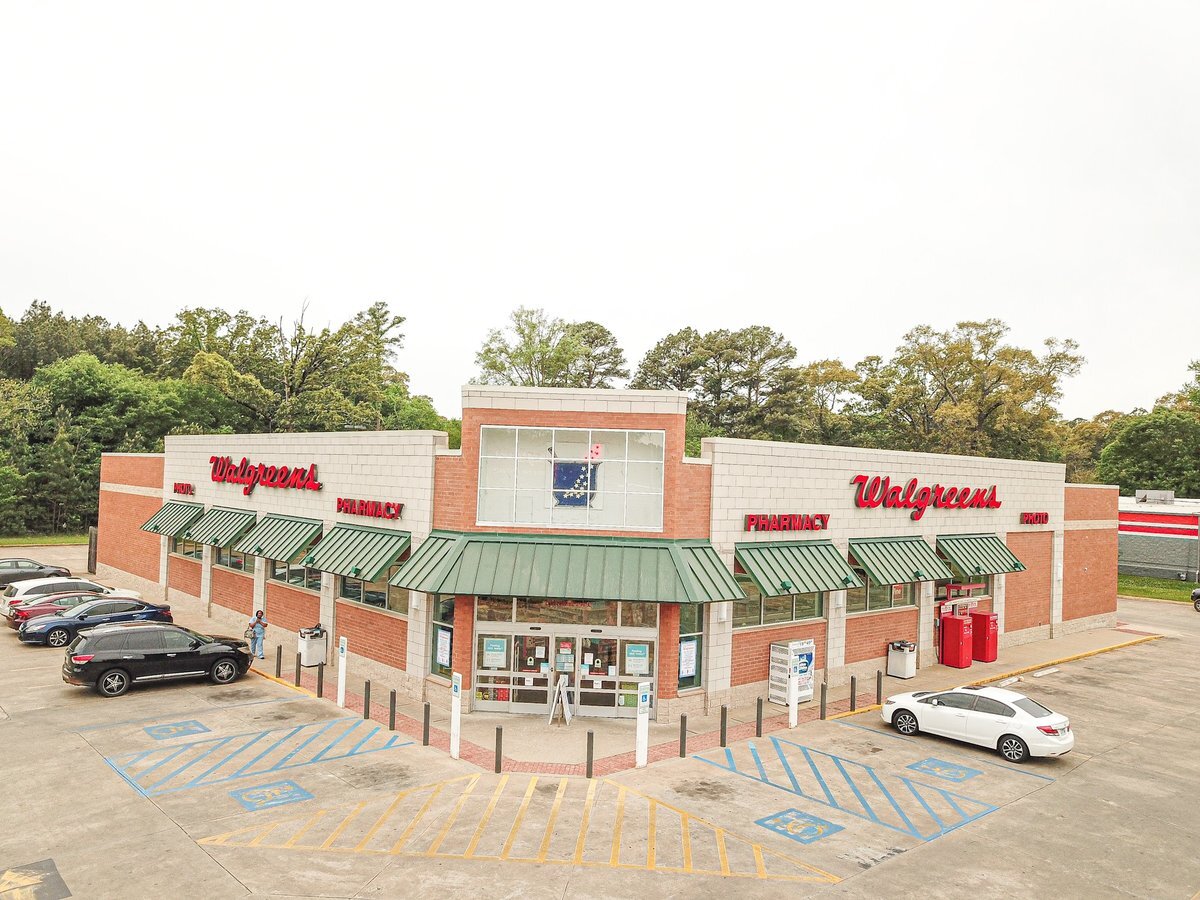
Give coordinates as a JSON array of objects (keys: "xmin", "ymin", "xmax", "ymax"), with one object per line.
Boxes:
[{"xmin": 552, "ymin": 458, "xmax": 600, "ymax": 507}]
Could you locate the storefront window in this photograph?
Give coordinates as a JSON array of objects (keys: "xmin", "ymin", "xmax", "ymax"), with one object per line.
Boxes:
[
  {"xmin": 476, "ymin": 597, "xmax": 515, "ymax": 622},
  {"xmin": 430, "ymin": 596, "xmax": 455, "ymax": 679},
  {"xmin": 845, "ymin": 572, "xmax": 868, "ymax": 614},
  {"xmin": 270, "ymin": 559, "xmax": 323, "ymax": 593},
  {"xmin": 848, "ymin": 571, "xmax": 918, "ymax": 612},
  {"xmin": 620, "ymin": 602, "xmax": 657, "ymax": 628},
  {"xmin": 477, "ymin": 426, "xmax": 665, "ymax": 531},
  {"xmin": 733, "ymin": 579, "xmax": 824, "ymax": 627},
  {"xmin": 171, "ymin": 539, "xmax": 203, "ymax": 560},
  {"xmin": 338, "ymin": 566, "xmax": 406, "ymax": 614},
  {"xmin": 936, "ymin": 573, "xmax": 992, "ymax": 601},
  {"xmin": 678, "ymin": 604, "xmax": 703, "ymax": 691},
  {"xmin": 215, "ymin": 545, "xmax": 255, "ymax": 574}
]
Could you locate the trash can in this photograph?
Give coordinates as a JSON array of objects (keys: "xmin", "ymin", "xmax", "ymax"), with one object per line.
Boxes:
[
  {"xmin": 298, "ymin": 624, "xmax": 327, "ymax": 667},
  {"xmin": 886, "ymin": 640, "xmax": 917, "ymax": 679}
]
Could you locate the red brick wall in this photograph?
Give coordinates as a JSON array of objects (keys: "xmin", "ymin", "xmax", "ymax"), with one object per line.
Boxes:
[
  {"xmin": 452, "ymin": 595, "xmax": 475, "ymax": 690},
  {"xmin": 657, "ymin": 604, "xmax": 680, "ymax": 698},
  {"xmin": 100, "ymin": 454, "xmax": 164, "ymax": 490},
  {"xmin": 265, "ymin": 581, "xmax": 319, "ymax": 632},
  {"xmin": 334, "ymin": 600, "xmax": 407, "ymax": 669},
  {"xmin": 1005, "ymin": 531, "xmax": 1053, "ymax": 632},
  {"xmin": 1065, "ymin": 485, "xmax": 1118, "ymax": 521},
  {"xmin": 731, "ymin": 621, "xmax": 826, "ymax": 685},
  {"xmin": 212, "ymin": 567, "xmax": 253, "ymax": 616},
  {"xmin": 1063, "ymin": 529, "xmax": 1117, "ymax": 621},
  {"xmin": 167, "ymin": 555, "xmax": 200, "ymax": 597},
  {"xmin": 97, "ymin": 490, "xmax": 162, "ymax": 582},
  {"xmin": 845, "ymin": 608, "xmax": 918, "ymax": 665},
  {"xmin": 434, "ymin": 408, "xmax": 708, "ymax": 539}
]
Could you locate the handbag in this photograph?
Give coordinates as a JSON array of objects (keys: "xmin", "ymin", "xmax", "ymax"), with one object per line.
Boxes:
[{"xmin": 244, "ymin": 626, "xmax": 255, "ymax": 639}]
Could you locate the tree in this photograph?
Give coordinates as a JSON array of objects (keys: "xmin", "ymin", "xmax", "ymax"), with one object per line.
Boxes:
[
  {"xmin": 630, "ymin": 327, "xmax": 706, "ymax": 394},
  {"xmin": 563, "ymin": 321, "xmax": 629, "ymax": 388},
  {"xmin": 475, "ymin": 307, "xmax": 583, "ymax": 387},
  {"xmin": 380, "ymin": 383, "xmax": 462, "ymax": 448},
  {"xmin": 1056, "ymin": 411, "xmax": 1132, "ymax": 483},
  {"xmin": 756, "ymin": 359, "xmax": 861, "ymax": 444},
  {"xmin": 0, "ymin": 300, "xmax": 161, "ymax": 379},
  {"xmin": 1097, "ymin": 410, "xmax": 1200, "ymax": 495}
]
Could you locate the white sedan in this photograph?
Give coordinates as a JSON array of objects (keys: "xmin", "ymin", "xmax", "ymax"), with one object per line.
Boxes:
[
  {"xmin": 881, "ymin": 685, "xmax": 1073, "ymax": 763},
  {"xmin": 1, "ymin": 577, "xmax": 141, "ymax": 611}
]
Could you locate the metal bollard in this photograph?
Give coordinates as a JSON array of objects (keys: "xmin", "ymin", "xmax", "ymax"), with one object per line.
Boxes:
[
  {"xmin": 586, "ymin": 730, "xmax": 594, "ymax": 779},
  {"xmin": 720, "ymin": 705, "xmax": 728, "ymax": 748},
  {"xmin": 876, "ymin": 669, "xmax": 883, "ymax": 705},
  {"xmin": 850, "ymin": 675, "xmax": 858, "ymax": 712},
  {"xmin": 294, "ymin": 653, "xmax": 301, "ymax": 686},
  {"xmin": 679, "ymin": 714, "xmax": 688, "ymax": 758},
  {"xmin": 820, "ymin": 682, "xmax": 827, "ymax": 720},
  {"xmin": 363, "ymin": 680, "xmax": 371, "ymax": 720},
  {"xmin": 389, "ymin": 690, "xmax": 397, "ymax": 731},
  {"xmin": 275, "ymin": 645, "xmax": 282, "ymax": 678},
  {"xmin": 422, "ymin": 702, "xmax": 431, "ymax": 746},
  {"xmin": 756, "ymin": 697, "xmax": 764, "ymax": 737},
  {"xmin": 495, "ymin": 726, "xmax": 503, "ymax": 773},
  {"xmin": 316, "ymin": 662, "xmax": 324, "ymax": 698}
]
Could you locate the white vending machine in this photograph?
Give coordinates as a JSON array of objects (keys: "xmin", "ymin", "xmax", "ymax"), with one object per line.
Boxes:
[{"xmin": 768, "ymin": 639, "xmax": 816, "ymax": 706}]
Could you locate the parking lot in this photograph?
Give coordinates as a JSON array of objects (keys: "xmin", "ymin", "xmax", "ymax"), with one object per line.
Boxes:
[{"xmin": 2, "ymin": 553, "xmax": 1199, "ymax": 898}]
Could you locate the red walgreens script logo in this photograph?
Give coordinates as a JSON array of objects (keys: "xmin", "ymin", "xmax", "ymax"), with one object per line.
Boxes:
[
  {"xmin": 851, "ymin": 475, "xmax": 1000, "ymax": 521},
  {"xmin": 209, "ymin": 456, "xmax": 323, "ymax": 496}
]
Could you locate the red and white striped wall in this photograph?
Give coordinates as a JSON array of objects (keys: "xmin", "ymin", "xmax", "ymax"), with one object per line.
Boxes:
[{"xmin": 1118, "ymin": 510, "xmax": 1200, "ymax": 539}]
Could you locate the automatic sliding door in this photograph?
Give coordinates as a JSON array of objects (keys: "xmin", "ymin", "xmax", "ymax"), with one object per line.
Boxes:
[{"xmin": 510, "ymin": 633, "xmax": 551, "ymax": 711}]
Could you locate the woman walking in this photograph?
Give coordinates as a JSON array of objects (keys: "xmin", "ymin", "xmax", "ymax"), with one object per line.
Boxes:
[{"xmin": 247, "ymin": 610, "xmax": 268, "ymax": 659}]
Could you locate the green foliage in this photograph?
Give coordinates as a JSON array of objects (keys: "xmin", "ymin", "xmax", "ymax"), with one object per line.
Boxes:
[
  {"xmin": 475, "ymin": 308, "xmax": 630, "ymax": 389},
  {"xmin": 381, "ymin": 384, "xmax": 462, "ymax": 448},
  {"xmin": 563, "ymin": 321, "xmax": 629, "ymax": 388},
  {"xmin": 0, "ymin": 300, "xmax": 159, "ymax": 378},
  {"xmin": 1116, "ymin": 573, "xmax": 1196, "ymax": 602},
  {"xmin": 1097, "ymin": 409, "xmax": 1200, "ymax": 495}
]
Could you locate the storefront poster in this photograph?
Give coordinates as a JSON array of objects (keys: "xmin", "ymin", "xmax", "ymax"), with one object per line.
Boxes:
[
  {"xmin": 625, "ymin": 643, "xmax": 650, "ymax": 675},
  {"xmin": 792, "ymin": 639, "xmax": 816, "ymax": 702},
  {"xmin": 679, "ymin": 638, "xmax": 697, "ymax": 679},
  {"xmin": 483, "ymin": 637, "xmax": 507, "ymax": 669},
  {"xmin": 436, "ymin": 628, "xmax": 452, "ymax": 668}
]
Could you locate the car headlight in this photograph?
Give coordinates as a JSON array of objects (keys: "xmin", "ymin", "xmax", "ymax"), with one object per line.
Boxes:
[{"xmin": 883, "ymin": 698, "xmax": 895, "ymax": 705}]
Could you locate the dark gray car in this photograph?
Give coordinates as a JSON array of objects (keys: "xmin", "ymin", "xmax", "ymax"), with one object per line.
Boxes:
[{"xmin": 0, "ymin": 558, "xmax": 71, "ymax": 587}]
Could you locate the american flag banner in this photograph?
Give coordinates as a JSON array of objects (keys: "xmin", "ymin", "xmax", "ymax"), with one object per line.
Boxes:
[{"xmin": 552, "ymin": 444, "xmax": 602, "ymax": 507}]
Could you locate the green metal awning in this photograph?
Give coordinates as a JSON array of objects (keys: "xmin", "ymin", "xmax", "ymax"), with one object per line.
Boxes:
[
  {"xmin": 936, "ymin": 534, "xmax": 1027, "ymax": 577},
  {"xmin": 390, "ymin": 530, "xmax": 745, "ymax": 604},
  {"xmin": 233, "ymin": 514, "xmax": 322, "ymax": 561},
  {"xmin": 140, "ymin": 501, "xmax": 205, "ymax": 538},
  {"xmin": 848, "ymin": 536, "xmax": 953, "ymax": 585},
  {"xmin": 184, "ymin": 506, "xmax": 257, "ymax": 547},
  {"xmin": 305, "ymin": 524, "xmax": 411, "ymax": 582},
  {"xmin": 735, "ymin": 540, "xmax": 864, "ymax": 596}
]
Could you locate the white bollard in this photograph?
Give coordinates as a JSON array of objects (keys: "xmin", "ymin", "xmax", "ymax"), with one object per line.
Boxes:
[
  {"xmin": 450, "ymin": 672, "xmax": 463, "ymax": 760},
  {"xmin": 336, "ymin": 636, "xmax": 348, "ymax": 708},
  {"xmin": 788, "ymin": 672, "xmax": 799, "ymax": 729},
  {"xmin": 635, "ymin": 681, "xmax": 651, "ymax": 768}
]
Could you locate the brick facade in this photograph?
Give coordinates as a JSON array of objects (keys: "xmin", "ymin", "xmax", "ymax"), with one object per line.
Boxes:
[
  {"xmin": 1004, "ymin": 531, "xmax": 1053, "ymax": 632},
  {"xmin": 167, "ymin": 555, "xmax": 201, "ymax": 597},
  {"xmin": 731, "ymin": 621, "xmax": 826, "ymax": 686},
  {"xmin": 845, "ymin": 608, "xmax": 918, "ymax": 664},
  {"xmin": 100, "ymin": 453, "xmax": 164, "ymax": 490},
  {"xmin": 97, "ymin": 490, "xmax": 162, "ymax": 583},
  {"xmin": 212, "ymin": 566, "xmax": 253, "ymax": 616},
  {"xmin": 1063, "ymin": 529, "xmax": 1118, "ymax": 621},
  {"xmin": 266, "ymin": 581, "xmax": 320, "ymax": 633},
  {"xmin": 657, "ymin": 604, "xmax": 680, "ymax": 699},
  {"xmin": 334, "ymin": 600, "xmax": 407, "ymax": 670},
  {"xmin": 1065, "ymin": 484, "xmax": 1119, "ymax": 521},
  {"xmin": 452, "ymin": 596, "xmax": 475, "ymax": 691}
]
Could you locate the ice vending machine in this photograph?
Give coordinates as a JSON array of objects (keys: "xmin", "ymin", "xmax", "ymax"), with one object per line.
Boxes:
[{"xmin": 940, "ymin": 614, "xmax": 974, "ymax": 669}]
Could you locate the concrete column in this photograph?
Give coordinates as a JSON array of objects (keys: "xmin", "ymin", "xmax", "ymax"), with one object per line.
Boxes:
[
  {"xmin": 1050, "ymin": 527, "xmax": 1065, "ymax": 636},
  {"xmin": 158, "ymin": 536, "xmax": 169, "ymax": 586},
  {"xmin": 993, "ymin": 570, "xmax": 1007, "ymax": 637},
  {"xmin": 406, "ymin": 590, "xmax": 432, "ymax": 694},
  {"xmin": 917, "ymin": 582, "xmax": 936, "ymax": 667},
  {"xmin": 320, "ymin": 574, "xmax": 336, "ymax": 663},
  {"xmin": 825, "ymin": 590, "xmax": 847, "ymax": 684},
  {"xmin": 704, "ymin": 600, "xmax": 732, "ymax": 709},
  {"xmin": 200, "ymin": 544, "xmax": 213, "ymax": 617},
  {"xmin": 252, "ymin": 562, "xmax": 267, "ymax": 618}
]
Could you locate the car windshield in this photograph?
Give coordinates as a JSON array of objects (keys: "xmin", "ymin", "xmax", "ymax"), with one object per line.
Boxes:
[
  {"xmin": 1012, "ymin": 697, "xmax": 1054, "ymax": 718},
  {"xmin": 68, "ymin": 604, "xmax": 102, "ymax": 618},
  {"xmin": 176, "ymin": 627, "xmax": 213, "ymax": 645}
]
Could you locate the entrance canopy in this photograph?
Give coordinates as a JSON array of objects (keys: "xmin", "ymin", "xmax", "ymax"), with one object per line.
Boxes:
[
  {"xmin": 734, "ymin": 539, "xmax": 864, "ymax": 597},
  {"xmin": 233, "ymin": 514, "xmax": 322, "ymax": 561},
  {"xmin": 848, "ymin": 536, "xmax": 953, "ymax": 585},
  {"xmin": 305, "ymin": 524, "xmax": 411, "ymax": 582},
  {"xmin": 391, "ymin": 530, "xmax": 745, "ymax": 604},
  {"xmin": 140, "ymin": 500, "xmax": 205, "ymax": 538},
  {"xmin": 936, "ymin": 534, "xmax": 1026, "ymax": 577},
  {"xmin": 184, "ymin": 506, "xmax": 256, "ymax": 547}
]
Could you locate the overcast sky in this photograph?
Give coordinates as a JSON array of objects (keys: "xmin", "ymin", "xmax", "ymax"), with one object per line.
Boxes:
[{"xmin": 2, "ymin": 3, "xmax": 1197, "ymax": 420}]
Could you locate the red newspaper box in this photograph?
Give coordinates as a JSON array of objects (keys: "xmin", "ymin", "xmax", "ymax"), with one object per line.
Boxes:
[
  {"xmin": 940, "ymin": 614, "xmax": 974, "ymax": 669},
  {"xmin": 970, "ymin": 610, "xmax": 998, "ymax": 663}
]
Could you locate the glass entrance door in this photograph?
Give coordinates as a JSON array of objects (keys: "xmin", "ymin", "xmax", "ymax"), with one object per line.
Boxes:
[
  {"xmin": 473, "ymin": 633, "xmax": 513, "ymax": 712},
  {"xmin": 510, "ymin": 633, "xmax": 551, "ymax": 712}
]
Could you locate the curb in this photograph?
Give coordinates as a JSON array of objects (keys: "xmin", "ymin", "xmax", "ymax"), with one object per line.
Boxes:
[
  {"xmin": 1118, "ymin": 593, "xmax": 1196, "ymax": 606},
  {"xmin": 827, "ymin": 634, "xmax": 1163, "ymax": 721},
  {"xmin": 248, "ymin": 667, "xmax": 318, "ymax": 698}
]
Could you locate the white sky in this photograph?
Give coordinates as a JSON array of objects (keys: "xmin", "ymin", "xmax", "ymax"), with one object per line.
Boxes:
[{"xmin": 2, "ymin": 2, "xmax": 1197, "ymax": 420}]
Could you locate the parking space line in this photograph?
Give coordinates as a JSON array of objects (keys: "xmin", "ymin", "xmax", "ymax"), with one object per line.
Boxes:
[
  {"xmin": 536, "ymin": 779, "xmax": 569, "ymax": 863},
  {"xmin": 500, "ymin": 776, "xmax": 538, "ymax": 859},
  {"xmin": 284, "ymin": 812, "xmax": 326, "ymax": 848},
  {"xmin": 465, "ymin": 775, "xmax": 510, "ymax": 858},
  {"xmin": 186, "ymin": 734, "xmax": 265, "ymax": 787},
  {"xmin": 392, "ymin": 782, "xmax": 450, "ymax": 853},
  {"xmin": 573, "ymin": 778, "xmax": 598, "ymax": 864},
  {"xmin": 647, "ymin": 802, "xmax": 656, "ymax": 869},
  {"xmin": 321, "ymin": 801, "xmax": 367, "ymax": 849},
  {"xmin": 74, "ymin": 697, "xmax": 293, "ymax": 732},
  {"xmin": 609, "ymin": 785, "xmax": 626, "ymax": 866},
  {"xmin": 426, "ymin": 775, "xmax": 481, "ymax": 855}
]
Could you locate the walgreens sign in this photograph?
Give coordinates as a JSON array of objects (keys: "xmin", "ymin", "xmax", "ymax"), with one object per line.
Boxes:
[
  {"xmin": 209, "ymin": 456, "xmax": 323, "ymax": 496},
  {"xmin": 851, "ymin": 474, "xmax": 1000, "ymax": 522}
]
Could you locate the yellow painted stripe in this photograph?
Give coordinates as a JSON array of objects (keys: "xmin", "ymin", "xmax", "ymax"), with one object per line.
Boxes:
[
  {"xmin": 390, "ymin": 783, "xmax": 447, "ymax": 853},
  {"xmin": 284, "ymin": 811, "xmax": 327, "ymax": 848},
  {"xmin": 609, "ymin": 785, "xmax": 627, "ymax": 867},
  {"xmin": 426, "ymin": 775, "xmax": 481, "ymax": 855},
  {"xmin": 573, "ymin": 778, "xmax": 599, "ymax": 864},
  {"xmin": 321, "ymin": 801, "xmax": 368, "ymax": 850},
  {"xmin": 500, "ymin": 776, "xmax": 538, "ymax": 860},
  {"xmin": 464, "ymin": 775, "xmax": 509, "ymax": 858},
  {"xmin": 716, "ymin": 830, "xmax": 730, "ymax": 876},
  {"xmin": 753, "ymin": 843, "xmax": 766, "ymax": 878},
  {"xmin": 646, "ymin": 802, "xmax": 656, "ymax": 870},
  {"xmin": 354, "ymin": 791, "xmax": 411, "ymax": 852},
  {"xmin": 680, "ymin": 813, "xmax": 692, "ymax": 872},
  {"xmin": 248, "ymin": 822, "xmax": 282, "ymax": 848},
  {"xmin": 536, "ymin": 778, "xmax": 569, "ymax": 862}
]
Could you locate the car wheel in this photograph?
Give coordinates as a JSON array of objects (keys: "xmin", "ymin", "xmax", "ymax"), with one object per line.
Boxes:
[
  {"xmin": 46, "ymin": 628, "xmax": 71, "ymax": 648},
  {"xmin": 210, "ymin": 658, "xmax": 239, "ymax": 685},
  {"xmin": 96, "ymin": 669, "xmax": 130, "ymax": 698},
  {"xmin": 893, "ymin": 709, "xmax": 919, "ymax": 736},
  {"xmin": 1194, "ymin": 597, "xmax": 1200, "ymax": 612},
  {"xmin": 998, "ymin": 734, "xmax": 1030, "ymax": 763}
]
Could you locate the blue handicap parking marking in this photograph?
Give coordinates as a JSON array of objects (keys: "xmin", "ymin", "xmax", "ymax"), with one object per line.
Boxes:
[
  {"xmin": 144, "ymin": 721, "xmax": 211, "ymax": 740},
  {"xmin": 756, "ymin": 808, "xmax": 843, "ymax": 844},
  {"xmin": 230, "ymin": 780, "xmax": 314, "ymax": 811},
  {"xmin": 907, "ymin": 757, "xmax": 982, "ymax": 783}
]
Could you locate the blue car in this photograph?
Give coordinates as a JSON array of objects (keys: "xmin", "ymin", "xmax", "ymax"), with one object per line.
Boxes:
[{"xmin": 19, "ymin": 598, "xmax": 173, "ymax": 648}]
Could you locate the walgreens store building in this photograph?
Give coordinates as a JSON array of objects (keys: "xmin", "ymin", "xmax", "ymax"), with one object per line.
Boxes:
[{"xmin": 97, "ymin": 386, "xmax": 1117, "ymax": 722}]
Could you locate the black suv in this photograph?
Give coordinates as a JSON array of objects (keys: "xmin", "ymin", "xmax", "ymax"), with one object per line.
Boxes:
[{"xmin": 62, "ymin": 622, "xmax": 253, "ymax": 697}]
